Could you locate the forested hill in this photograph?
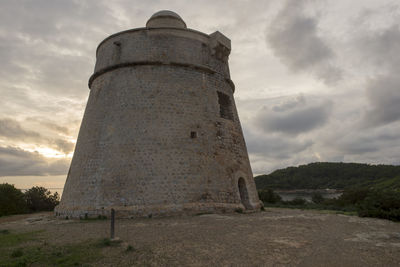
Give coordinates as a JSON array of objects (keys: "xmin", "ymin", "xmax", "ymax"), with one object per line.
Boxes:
[{"xmin": 255, "ymin": 162, "xmax": 400, "ymax": 191}]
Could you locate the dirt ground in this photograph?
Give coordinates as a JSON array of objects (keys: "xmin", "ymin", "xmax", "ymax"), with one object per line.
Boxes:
[{"xmin": 1, "ymin": 208, "xmax": 400, "ymax": 266}]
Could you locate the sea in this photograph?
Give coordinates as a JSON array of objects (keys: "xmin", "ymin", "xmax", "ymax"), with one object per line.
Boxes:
[{"xmin": 275, "ymin": 190, "xmax": 342, "ymax": 202}]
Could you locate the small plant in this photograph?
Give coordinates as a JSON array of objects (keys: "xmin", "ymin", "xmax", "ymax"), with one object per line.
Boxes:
[
  {"xmin": 234, "ymin": 208, "xmax": 243, "ymax": 213},
  {"xmin": 0, "ymin": 229, "xmax": 10, "ymax": 234},
  {"xmin": 285, "ymin": 198, "xmax": 306, "ymax": 206},
  {"xmin": 11, "ymin": 248, "xmax": 23, "ymax": 258},
  {"xmin": 80, "ymin": 214, "xmax": 107, "ymax": 221},
  {"xmin": 126, "ymin": 245, "xmax": 135, "ymax": 252},
  {"xmin": 98, "ymin": 238, "xmax": 122, "ymax": 247},
  {"xmin": 195, "ymin": 212, "xmax": 212, "ymax": 216},
  {"xmin": 311, "ymin": 192, "xmax": 324, "ymax": 204},
  {"xmin": 51, "ymin": 250, "xmax": 63, "ymax": 257},
  {"xmin": 99, "ymin": 238, "xmax": 111, "ymax": 247}
]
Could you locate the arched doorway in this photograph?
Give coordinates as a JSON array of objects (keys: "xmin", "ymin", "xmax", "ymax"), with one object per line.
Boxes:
[{"xmin": 238, "ymin": 178, "xmax": 251, "ymax": 209}]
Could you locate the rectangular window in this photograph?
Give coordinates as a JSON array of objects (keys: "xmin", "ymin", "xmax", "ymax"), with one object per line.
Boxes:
[{"xmin": 217, "ymin": 91, "xmax": 234, "ymax": 121}]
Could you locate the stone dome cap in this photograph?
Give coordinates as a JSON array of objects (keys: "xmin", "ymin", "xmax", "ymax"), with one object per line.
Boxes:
[{"xmin": 146, "ymin": 10, "xmax": 187, "ymax": 29}]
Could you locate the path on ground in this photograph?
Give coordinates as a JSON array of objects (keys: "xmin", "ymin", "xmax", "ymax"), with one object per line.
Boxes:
[{"xmin": 1, "ymin": 208, "xmax": 400, "ymax": 266}]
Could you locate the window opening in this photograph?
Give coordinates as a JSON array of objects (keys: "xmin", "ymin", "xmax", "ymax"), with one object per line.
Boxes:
[{"xmin": 217, "ymin": 91, "xmax": 234, "ymax": 121}]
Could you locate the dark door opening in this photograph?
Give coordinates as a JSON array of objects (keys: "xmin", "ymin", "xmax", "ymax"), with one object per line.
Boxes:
[{"xmin": 238, "ymin": 178, "xmax": 251, "ymax": 209}]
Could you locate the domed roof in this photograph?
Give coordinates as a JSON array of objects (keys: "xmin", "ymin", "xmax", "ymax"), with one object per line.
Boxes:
[
  {"xmin": 146, "ymin": 10, "xmax": 187, "ymax": 29},
  {"xmin": 150, "ymin": 10, "xmax": 183, "ymax": 20}
]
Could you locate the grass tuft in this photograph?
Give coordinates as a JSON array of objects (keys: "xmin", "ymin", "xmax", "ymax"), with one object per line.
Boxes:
[
  {"xmin": 126, "ymin": 245, "xmax": 135, "ymax": 252},
  {"xmin": 1, "ymin": 237, "xmax": 101, "ymax": 267},
  {"xmin": 79, "ymin": 214, "xmax": 107, "ymax": 221},
  {"xmin": 97, "ymin": 238, "xmax": 122, "ymax": 247},
  {"xmin": 99, "ymin": 238, "xmax": 111, "ymax": 247},
  {"xmin": 0, "ymin": 229, "xmax": 10, "ymax": 235},
  {"xmin": 10, "ymin": 248, "xmax": 23, "ymax": 258},
  {"xmin": 0, "ymin": 230, "xmax": 43, "ymax": 248},
  {"xmin": 234, "ymin": 208, "xmax": 244, "ymax": 214}
]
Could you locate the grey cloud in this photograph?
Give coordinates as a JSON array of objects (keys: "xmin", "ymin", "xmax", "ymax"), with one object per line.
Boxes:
[
  {"xmin": 0, "ymin": 0, "xmax": 116, "ymax": 100},
  {"xmin": 272, "ymin": 94, "xmax": 306, "ymax": 112},
  {"xmin": 361, "ymin": 25, "xmax": 400, "ymax": 70},
  {"xmin": 266, "ymin": 0, "xmax": 342, "ymax": 85},
  {"xmin": 52, "ymin": 139, "xmax": 75, "ymax": 154},
  {"xmin": 242, "ymin": 112, "xmax": 314, "ymax": 160},
  {"xmin": 0, "ymin": 146, "xmax": 70, "ymax": 176},
  {"xmin": 0, "ymin": 118, "xmax": 75, "ymax": 154},
  {"xmin": 335, "ymin": 126, "xmax": 400, "ymax": 157},
  {"xmin": 25, "ymin": 117, "xmax": 70, "ymax": 135},
  {"xmin": 357, "ymin": 25, "xmax": 400, "ymax": 128},
  {"xmin": 339, "ymin": 138, "xmax": 379, "ymax": 155},
  {"xmin": 0, "ymin": 118, "xmax": 41, "ymax": 140},
  {"xmin": 363, "ymin": 75, "xmax": 400, "ymax": 127},
  {"xmin": 254, "ymin": 96, "xmax": 332, "ymax": 136},
  {"xmin": 246, "ymin": 132, "xmax": 316, "ymax": 174},
  {"xmin": 247, "ymin": 134, "xmax": 313, "ymax": 160}
]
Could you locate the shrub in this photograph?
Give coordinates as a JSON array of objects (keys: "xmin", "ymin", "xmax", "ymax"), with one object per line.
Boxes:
[
  {"xmin": 0, "ymin": 183, "xmax": 27, "ymax": 216},
  {"xmin": 337, "ymin": 188, "xmax": 370, "ymax": 206},
  {"xmin": 234, "ymin": 208, "xmax": 244, "ymax": 213},
  {"xmin": 258, "ymin": 189, "xmax": 282, "ymax": 204},
  {"xmin": 126, "ymin": 245, "xmax": 135, "ymax": 252},
  {"xmin": 311, "ymin": 192, "xmax": 324, "ymax": 204},
  {"xmin": 99, "ymin": 238, "xmax": 111, "ymax": 247},
  {"xmin": 24, "ymin": 186, "xmax": 60, "ymax": 212},
  {"xmin": 98, "ymin": 238, "xmax": 122, "ymax": 247},
  {"xmin": 285, "ymin": 198, "xmax": 306, "ymax": 206},
  {"xmin": 357, "ymin": 190, "xmax": 400, "ymax": 221},
  {"xmin": 11, "ymin": 248, "xmax": 23, "ymax": 258}
]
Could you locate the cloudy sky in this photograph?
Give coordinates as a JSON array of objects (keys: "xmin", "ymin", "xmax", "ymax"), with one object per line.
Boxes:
[{"xmin": 0, "ymin": 0, "xmax": 399, "ymax": 189}]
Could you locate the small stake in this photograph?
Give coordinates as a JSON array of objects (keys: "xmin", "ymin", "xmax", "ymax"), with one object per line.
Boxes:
[{"xmin": 110, "ymin": 208, "xmax": 115, "ymax": 240}]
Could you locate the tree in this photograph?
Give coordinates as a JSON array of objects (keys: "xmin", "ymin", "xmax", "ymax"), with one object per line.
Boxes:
[
  {"xmin": 24, "ymin": 186, "xmax": 60, "ymax": 212},
  {"xmin": 0, "ymin": 183, "xmax": 26, "ymax": 216},
  {"xmin": 258, "ymin": 189, "xmax": 282, "ymax": 204}
]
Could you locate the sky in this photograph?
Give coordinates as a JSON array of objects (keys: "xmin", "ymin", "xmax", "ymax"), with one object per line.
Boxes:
[{"xmin": 0, "ymin": 0, "xmax": 399, "ymax": 190}]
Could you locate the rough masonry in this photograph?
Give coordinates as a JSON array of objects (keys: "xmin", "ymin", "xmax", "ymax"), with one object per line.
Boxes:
[{"xmin": 56, "ymin": 10, "xmax": 262, "ymax": 218}]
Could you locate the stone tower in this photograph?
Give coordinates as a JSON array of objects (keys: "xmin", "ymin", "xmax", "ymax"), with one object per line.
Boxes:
[{"xmin": 56, "ymin": 10, "xmax": 261, "ymax": 218}]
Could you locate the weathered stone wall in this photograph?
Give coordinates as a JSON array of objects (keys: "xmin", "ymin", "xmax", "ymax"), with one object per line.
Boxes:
[{"xmin": 56, "ymin": 13, "xmax": 261, "ymax": 218}]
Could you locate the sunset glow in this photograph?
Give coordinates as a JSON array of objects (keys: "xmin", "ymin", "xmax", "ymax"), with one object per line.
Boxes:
[{"xmin": 0, "ymin": 0, "xmax": 399, "ymax": 189}]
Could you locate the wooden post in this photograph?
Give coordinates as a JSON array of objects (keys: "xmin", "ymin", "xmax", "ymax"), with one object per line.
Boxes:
[{"xmin": 110, "ymin": 208, "xmax": 115, "ymax": 239}]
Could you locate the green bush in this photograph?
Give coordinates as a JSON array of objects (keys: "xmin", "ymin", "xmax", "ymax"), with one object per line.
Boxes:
[
  {"xmin": 0, "ymin": 184, "xmax": 27, "ymax": 216},
  {"xmin": 357, "ymin": 190, "xmax": 400, "ymax": 221},
  {"xmin": 337, "ymin": 188, "xmax": 370, "ymax": 206},
  {"xmin": 258, "ymin": 189, "xmax": 282, "ymax": 204},
  {"xmin": 126, "ymin": 245, "xmax": 135, "ymax": 252},
  {"xmin": 11, "ymin": 248, "xmax": 23, "ymax": 258},
  {"xmin": 311, "ymin": 192, "xmax": 324, "ymax": 204},
  {"xmin": 285, "ymin": 198, "xmax": 306, "ymax": 206},
  {"xmin": 24, "ymin": 186, "xmax": 60, "ymax": 212}
]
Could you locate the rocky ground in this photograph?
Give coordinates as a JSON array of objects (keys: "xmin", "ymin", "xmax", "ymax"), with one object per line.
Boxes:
[{"xmin": 1, "ymin": 208, "xmax": 400, "ymax": 266}]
